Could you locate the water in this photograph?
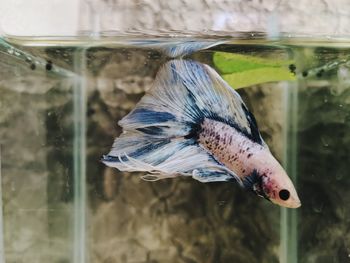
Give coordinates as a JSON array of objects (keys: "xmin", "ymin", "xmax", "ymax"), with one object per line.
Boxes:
[{"xmin": 0, "ymin": 36, "xmax": 349, "ymax": 263}]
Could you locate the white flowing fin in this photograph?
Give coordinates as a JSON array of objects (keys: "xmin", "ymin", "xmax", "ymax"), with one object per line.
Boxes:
[
  {"xmin": 120, "ymin": 59, "xmax": 267, "ymax": 146},
  {"xmin": 102, "ymin": 132, "xmax": 241, "ymax": 183},
  {"xmin": 104, "ymin": 59, "xmax": 267, "ymax": 184}
]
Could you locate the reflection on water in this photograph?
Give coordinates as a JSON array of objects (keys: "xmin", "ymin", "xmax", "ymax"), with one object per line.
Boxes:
[{"xmin": 0, "ymin": 37, "xmax": 349, "ymax": 263}]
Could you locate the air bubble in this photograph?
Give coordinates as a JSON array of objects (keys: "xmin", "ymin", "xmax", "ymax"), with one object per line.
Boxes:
[
  {"xmin": 321, "ymin": 136, "xmax": 330, "ymax": 147},
  {"xmin": 336, "ymin": 172, "xmax": 344, "ymax": 181},
  {"xmin": 217, "ymin": 200, "xmax": 226, "ymax": 206},
  {"xmin": 312, "ymin": 202, "xmax": 324, "ymax": 213},
  {"xmin": 338, "ymin": 66, "xmax": 349, "ymax": 81}
]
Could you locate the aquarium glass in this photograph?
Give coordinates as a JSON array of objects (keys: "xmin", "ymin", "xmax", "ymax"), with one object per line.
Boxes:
[{"xmin": 0, "ymin": 36, "xmax": 349, "ymax": 263}]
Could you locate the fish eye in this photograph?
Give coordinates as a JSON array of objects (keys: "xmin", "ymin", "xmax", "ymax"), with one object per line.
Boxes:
[{"xmin": 279, "ymin": 189, "xmax": 290, "ymax": 201}]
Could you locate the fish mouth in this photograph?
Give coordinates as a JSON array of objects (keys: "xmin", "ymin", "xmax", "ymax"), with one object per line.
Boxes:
[
  {"xmin": 292, "ymin": 201, "xmax": 302, "ymax": 208},
  {"xmin": 285, "ymin": 197, "xmax": 302, "ymax": 208}
]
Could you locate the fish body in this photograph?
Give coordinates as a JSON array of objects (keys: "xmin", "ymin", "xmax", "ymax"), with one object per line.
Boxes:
[
  {"xmin": 103, "ymin": 59, "xmax": 301, "ymax": 208},
  {"xmin": 197, "ymin": 119, "xmax": 299, "ymax": 208}
]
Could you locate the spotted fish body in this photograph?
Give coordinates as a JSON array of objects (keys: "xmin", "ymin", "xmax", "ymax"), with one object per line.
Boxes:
[
  {"xmin": 197, "ymin": 119, "xmax": 299, "ymax": 207},
  {"xmin": 103, "ymin": 59, "xmax": 301, "ymax": 208},
  {"xmin": 198, "ymin": 118, "xmax": 265, "ymax": 177}
]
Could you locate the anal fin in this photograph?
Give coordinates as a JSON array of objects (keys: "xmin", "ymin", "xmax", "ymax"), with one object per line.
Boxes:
[{"xmin": 192, "ymin": 167, "xmax": 241, "ymax": 184}]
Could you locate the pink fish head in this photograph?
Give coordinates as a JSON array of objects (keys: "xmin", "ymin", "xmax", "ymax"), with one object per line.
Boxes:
[
  {"xmin": 254, "ymin": 155, "xmax": 301, "ymax": 208},
  {"xmin": 261, "ymin": 171, "xmax": 301, "ymax": 208},
  {"xmin": 242, "ymin": 149, "xmax": 301, "ymax": 208}
]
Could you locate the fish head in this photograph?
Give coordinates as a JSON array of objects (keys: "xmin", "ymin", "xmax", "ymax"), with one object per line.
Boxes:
[
  {"xmin": 260, "ymin": 167, "xmax": 301, "ymax": 208},
  {"xmin": 243, "ymin": 163, "xmax": 301, "ymax": 208}
]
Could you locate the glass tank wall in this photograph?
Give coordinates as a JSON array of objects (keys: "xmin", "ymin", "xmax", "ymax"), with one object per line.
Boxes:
[{"xmin": 0, "ymin": 36, "xmax": 349, "ymax": 263}]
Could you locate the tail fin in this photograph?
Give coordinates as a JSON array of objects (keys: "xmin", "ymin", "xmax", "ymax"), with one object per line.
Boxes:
[{"xmin": 103, "ymin": 59, "xmax": 266, "ymax": 183}]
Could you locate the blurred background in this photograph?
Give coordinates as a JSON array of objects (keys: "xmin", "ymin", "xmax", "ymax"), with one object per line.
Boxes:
[{"xmin": 1, "ymin": 0, "xmax": 350, "ymax": 36}]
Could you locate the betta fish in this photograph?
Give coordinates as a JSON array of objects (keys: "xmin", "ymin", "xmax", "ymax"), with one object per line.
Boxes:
[{"xmin": 102, "ymin": 59, "xmax": 301, "ymax": 208}]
